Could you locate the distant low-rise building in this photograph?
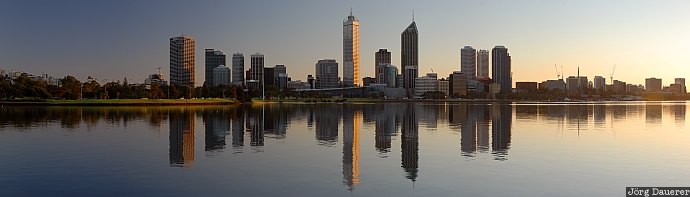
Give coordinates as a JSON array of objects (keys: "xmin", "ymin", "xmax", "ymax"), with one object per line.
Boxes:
[
  {"xmin": 212, "ymin": 65, "xmax": 230, "ymax": 86},
  {"xmin": 645, "ymin": 78, "xmax": 662, "ymax": 92},
  {"xmin": 362, "ymin": 77, "xmax": 376, "ymax": 87},
  {"xmin": 414, "ymin": 73, "xmax": 438, "ymax": 98},
  {"xmin": 541, "ymin": 79, "xmax": 565, "ymax": 92},
  {"xmin": 145, "ymin": 73, "xmax": 168, "ymax": 86},
  {"xmin": 437, "ymin": 78, "xmax": 449, "ymax": 96},
  {"xmin": 448, "ymin": 71, "xmax": 467, "ymax": 98},
  {"xmin": 515, "ymin": 82, "xmax": 538, "ymax": 92}
]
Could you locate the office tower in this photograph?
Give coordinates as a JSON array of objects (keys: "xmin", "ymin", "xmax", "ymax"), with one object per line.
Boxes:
[
  {"xmin": 404, "ymin": 65, "xmax": 418, "ymax": 89},
  {"xmin": 566, "ymin": 76, "xmax": 587, "ymax": 93},
  {"xmin": 307, "ymin": 75, "xmax": 315, "ymax": 89},
  {"xmin": 263, "ymin": 67, "xmax": 275, "ymax": 86},
  {"xmin": 477, "ymin": 50, "xmax": 490, "ymax": 79},
  {"xmin": 414, "ymin": 73, "xmax": 438, "ymax": 97},
  {"xmin": 250, "ymin": 53, "xmax": 264, "ymax": 87},
  {"xmin": 675, "ymin": 78, "xmax": 686, "ymax": 93},
  {"xmin": 437, "ymin": 79, "xmax": 449, "ymax": 96},
  {"xmin": 401, "ymin": 19, "xmax": 418, "ymax": 89},
  {"xmin": 645, "ymin": 78, "xmax": 662, "ymax": 92},
  {"xmin": 315, "ymin": 59, "xmax": 340, "ymax": 89},
  {"xmin": 274, "ymin": 64, "xmax": 286, "ymax": 84},
  {"xmin": 212, "ymin": 65, "xmax": 230, "ymax": 86},
  {"xmin": 492, "ymin": 46, "xmax": 511, "ymax": 93},
  {"xmin": 232, "ymin": 53, "xmax": 245, "ymax": 85},
  {"xmin": 343, "ymin": 10, "xmax": 360, "ymax": 87},
  {"xmin": 204, "ymin": 49, "xmax": 226, "ymax": 85},
  {"xmin": 460, "ymin": 46, "xmax": 477, "ymax": 79},
  {"xmin": 170, "ymin": 35, "xmax": 195, "ymax": 86},
  {"xmin": 383, "ymin": 64, "xmax": 398, "ymax": 88},
  {"xmin": 594, "ymin": 76, "xmax": 606, "ymax": 91},
  {"xmin": 449, "ymin": 71, "xmax": 467, "ymax": 98},
  {"xmin": 375, "ymin": 49, "xmax": 392, "ymax": 84}
]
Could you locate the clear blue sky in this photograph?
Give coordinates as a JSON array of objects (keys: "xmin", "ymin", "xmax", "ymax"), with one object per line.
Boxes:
[{"xmin": 1, "ymin": 0, "xmax": 689, "ymax": 86}]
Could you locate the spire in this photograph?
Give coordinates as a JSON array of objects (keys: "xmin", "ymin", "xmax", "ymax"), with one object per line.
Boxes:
[
  {"xmin": 350, "ymin": 7, "xmax": 353, "ymax": 16},
  {"xmin": 412, "ymin": 10, "xmax": 415, "ymax": 22}
]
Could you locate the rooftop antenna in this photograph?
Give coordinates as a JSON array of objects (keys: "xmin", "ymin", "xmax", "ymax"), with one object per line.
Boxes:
[
  {"xmin": 610, "ymin": 64, "xmax": 616, "ymax": 83},
  {"xmin": 157, "ymin": 67, "xmax": 161, "ymax": 75},
  {"xmin": 349, "ymin": 7, "xmax": 353, "ymax": 16},
  {"xmin": 412, "ymin": 10, "xmax": 415, "ymax": 21}
]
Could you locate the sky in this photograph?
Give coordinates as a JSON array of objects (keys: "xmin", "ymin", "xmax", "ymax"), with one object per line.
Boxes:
[{"xmin": 1, "ymin": 0, "xmax": 689, "ymax": 86}]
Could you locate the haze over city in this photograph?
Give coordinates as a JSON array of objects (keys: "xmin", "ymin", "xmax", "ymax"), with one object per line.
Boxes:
[{"xmin": 1, "ymin": 0, "xmax": 689, "ymax": 85}]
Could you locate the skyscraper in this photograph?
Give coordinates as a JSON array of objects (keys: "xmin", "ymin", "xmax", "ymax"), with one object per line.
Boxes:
[
  {"xmin": 250, "ymin": 53, "xmax": 264, "ymax": 87},
  {"xmin": 170, "ymin": 35, "xmax": 195, "ymax": 86},
  {"xmin": 375, "ymin": 49, "xmax": 391, "ymax": 84},
  {"xmin": 492, "ymin": 46, "xmax": 511, "ymax": 93},
  {"xmin": 401, "ymin": 18, "xmax": 418, "ymax": 89},
  {"xmin": 204, "ymin": 49, "xmax": 226, "ymax": 86},
  {"xmin": 675, "ymin": 78, "xmax": 686, "ymax": 94},
  {"xmin": 315, "ymin": 59, "xmax": 339, "ymax": 89},
  {"xmin": 343, "ymin": 10, "xmax": 360, "ymax": 87},
  {"xmin": 461, "ymin": 46, "xmax": 477, "ymax": 79},
  {"xmin": 645, "ymin": 78, "xmax": 662, "ymax": 92},
  {"xmin": 477, "ymin": 50, "xmax": 489, "ymax": 79},
  {"xmin": 594, "ymin": 76, "xmax": 606, "ymax": 91},
  {"xmin": 232, "ymin": 53, "xmax": 245, "ymax": 86}
]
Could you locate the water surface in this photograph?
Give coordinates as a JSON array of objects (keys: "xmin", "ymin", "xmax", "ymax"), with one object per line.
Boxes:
[{"xmin": 1, "ymin": 102, "xmax": 688, "ymax": 196}]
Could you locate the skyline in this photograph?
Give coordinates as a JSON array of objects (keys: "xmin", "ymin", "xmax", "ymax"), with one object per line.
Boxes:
[{"xmin": 2, "ymin": 0, "xmax": 690, "ymax": 86}]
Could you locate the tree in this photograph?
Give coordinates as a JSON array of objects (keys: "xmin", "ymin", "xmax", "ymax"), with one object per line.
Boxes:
[{"xmin": 421, "ymin": 91, "xmax": 447, "ymax": 99}]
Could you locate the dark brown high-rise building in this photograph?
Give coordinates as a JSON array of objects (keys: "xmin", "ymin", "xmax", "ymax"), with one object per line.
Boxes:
[
  {"xmin": 401, "ymin": 20, "xmax": 418, "ymax": 89},
  {"xmin": 375, "ymin": 49, "xmax": 391, "ymax": 84},
  {"xmin": 170, "ymin": 35, "xmax": 195, "ymax": 86}
]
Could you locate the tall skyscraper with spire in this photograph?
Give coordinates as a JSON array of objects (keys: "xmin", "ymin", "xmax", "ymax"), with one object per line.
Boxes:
[
  {"xmin": 343, "ymin": 9, "xmax": 360, "ymax": 87},
  {"xmin": 401, "ymin": 15, "xmax": 418, "ymax": 90}
]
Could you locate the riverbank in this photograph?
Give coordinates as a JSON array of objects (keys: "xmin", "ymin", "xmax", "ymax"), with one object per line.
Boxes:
[{"xmin": 0, "ymin": 98, "xmax": 239, "ymax": 106}]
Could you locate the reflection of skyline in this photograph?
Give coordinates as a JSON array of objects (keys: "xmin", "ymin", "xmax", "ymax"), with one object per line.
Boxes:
[
  {"xmin": 169, "ymin": 108, "xmax": 195, "ymax": 167},
  {"xmin": 491, "ymin": 104, "xmax": 512, "ymax": 160},
  {"xmin": 342, "ymin": 105, "xmax": 360, "ymax": 191},
  {"xmin": 203, "ymin": 109, "xmax": 228, "ymax": 152},
  {"xmin": 401, "ymin": 103, "xmax": 419, "ymax": 182},
  {"xmin": 314, "ymin": 105, "xmax": 339, "ymax": 146}
]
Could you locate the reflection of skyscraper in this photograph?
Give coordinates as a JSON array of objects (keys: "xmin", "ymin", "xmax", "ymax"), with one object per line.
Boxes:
[
  {"xmin": 231, "ymin": 107, "xmax": 245, "ymax": 149},
  {"xmin": 671, "ymin": 104, "xmax": 686, "ymax": 125},
  {"xmin": 342, "ymin": 106, "xmax": 360, "ymax": 190},
  {"xmin": 491, "ymin": 103, "xmax": 512, "ymax": 160},
  {"xmin": 593, "ymin": 105, "xmax": 606, "ymax": 127},
  {"xmin": 203, "ymin": 109, "xmax": 228, "ymax": 152},
  {"xmin": 476, "ymin": 105, "xmax": 491, "ymax": 153},
  {"xmin": 460, "ymin": 104, "xmax": 477, "ymax": 157},
  {"xmin": 374, "ymin": 105, "xmax": 396, "ymax": 155},
  {"xmin": 169, "ymin": 109, "xmax": 195, "ymax": 167},
  {"xmin": 248, "ymin": 106, "xmax": 264, "ymax": 147},
  {"xmin": 645, "ymin": 104, "xmax": 662, "ymax": 126},
  {"xmin": 315, "ymin": 106, "xmax": 339, "ymax": 146},
  {"xmin": 401, "ymin": 104, "xmax": 419, "ymax": 182}
]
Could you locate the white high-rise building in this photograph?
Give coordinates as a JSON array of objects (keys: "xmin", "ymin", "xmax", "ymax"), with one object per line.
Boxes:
[
  {"xmin": 212, "ymin": 65, "xmax": 230, "ymax": 86},
  {"xmin": 461, "ymin": 46, "xmax": 477, "ymax": 79},
  {"xmin": 414, "ymin": 73, "xmax": 438, "ymax": 98},
  {"xmin": 477, "ymin": 50, "xmax": 489, "ymax": 79},
  {"xmin": 343, "ymin": 10, "xmax": 360, "ymax": 87}
]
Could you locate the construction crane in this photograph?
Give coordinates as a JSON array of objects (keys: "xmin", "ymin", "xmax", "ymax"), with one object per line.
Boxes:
[
  {"xmin": 554, "ymin": 64, "xmax": 560, "ymax": 80},
  {"xmin": 609, "ymin": 64, "xmax": 616, "ymax": 83}
]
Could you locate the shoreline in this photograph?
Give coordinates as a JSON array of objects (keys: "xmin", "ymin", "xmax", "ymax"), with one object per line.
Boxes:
[{"xmin": 0, "ymin": 99, "xmax": 239, "ymax": 106}]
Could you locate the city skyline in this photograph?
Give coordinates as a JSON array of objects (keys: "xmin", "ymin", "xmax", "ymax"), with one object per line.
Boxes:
[{"xmin": 1, "ymin": 0, "xmax": 690, "ymax": 86}]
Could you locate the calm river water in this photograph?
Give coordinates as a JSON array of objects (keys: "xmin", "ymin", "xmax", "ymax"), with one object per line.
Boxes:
[{"xmin": 1, "ymin": 102, "xmax": 688, "ymax": 196}]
